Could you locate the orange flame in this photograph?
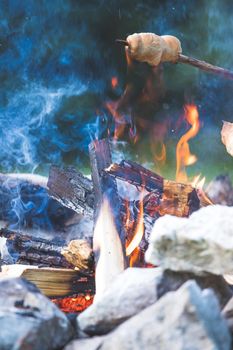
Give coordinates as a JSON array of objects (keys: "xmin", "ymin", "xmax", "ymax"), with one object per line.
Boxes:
[
  {"xmin": 52, "ymin": 294, "xmax": 93, "ymax": 313},
  {"xmin": 105, "ymin": 101, "xmax": 126, "ymax": 140},
  {"xmin": 154, "ymin": 142, "xmax": 166, "ymax": 165},
  {"xmin": 111, "ymin": 76, "xmax": 118, "ymax": 89},
  {"xmin": 126, "ymin": 190, "xmax": 144, "ymax": 264},
  {"xmin": 191, "ymin": 174, "xmax": 205, "ymax": 190},
  {"xmin": 176, "ymin": 104, "xmax": 200, "ymax": 183}
]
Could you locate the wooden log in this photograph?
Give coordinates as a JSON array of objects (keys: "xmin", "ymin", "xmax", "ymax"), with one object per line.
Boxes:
[
  {"xmin": 0, "ymin": 228, "xmax": 94, "ymax": 272},
  {"xmin": 47, "ymin": 166, "xmax": 94, "ymax": 218},
  {"xmin": 89, "ymin": 139, "xmax": 126, "ymax": 250},
  {"xmin": 105, "ymin": 161, "xmax": 200, "ymax": 216},
  {"xmin": 0, "ymin": 265, "xmax": 95, "ymax": 297},
  {"xmin": 89, "ymin": 139, "xmax": 128, "ymax": 296},
  {"xmin": 106, "ymin": 160, "xmax": 163, "ymax": 192}
]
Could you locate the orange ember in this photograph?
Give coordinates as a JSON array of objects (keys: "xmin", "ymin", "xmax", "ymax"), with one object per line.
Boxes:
[
  {"xmin": 52, "ymin": 294, "xmax": 93, "ymax": 313},
  {"xmin": 111, "ymin": 76, "xmax": 118, "ymax": 89},
  {"xmin": 176, "ymin": 104, "xmax": 200, "ymax": 183}
]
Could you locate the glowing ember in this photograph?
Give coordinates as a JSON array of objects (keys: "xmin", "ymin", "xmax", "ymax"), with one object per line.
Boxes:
[
  {"xmin": 52, "ymin": 294, "xmax": 93, "ymax": 313},
  {"xmin": 176, "ymin": 104, "xmax": 200, "ymax": 183}
]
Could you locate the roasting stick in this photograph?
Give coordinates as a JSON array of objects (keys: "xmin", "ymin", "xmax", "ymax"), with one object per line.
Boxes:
[{"xmin": 116, "ymin": 35, "xmax": 233, "ymax": 81}]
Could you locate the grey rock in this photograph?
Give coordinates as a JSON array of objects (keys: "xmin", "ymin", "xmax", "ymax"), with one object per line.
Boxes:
[
  {"xmin": 206, "ymin": 175, "xmax": 233, "ymax": 206},
  {"xmin": 64, "ymin": 336, "xmax": 105, "ymax": 350},
  {"xmin": 0, "ymin": 277, "xmax": 73, "ymax": 350},
  {"xmin": 157, "ymin": 269, "xmax": 233, "ymax": 308},
  {"xmin": 77, "ymin": 267, "xmax": 161, "ymax": 335},
  {"xmin": 101, "ymin": 281, "xmax": 231, "ymax": 350},
  {"xmin": 78, "ymin": 267, "xmax": 232, "ymax": 337},
  {"xmin": 146, "ymin": 205, "xmax": 233, "ymax": 275},
  {"xmin": 222, "ymin": 297, "xmax": 233, "ymax": 337}
]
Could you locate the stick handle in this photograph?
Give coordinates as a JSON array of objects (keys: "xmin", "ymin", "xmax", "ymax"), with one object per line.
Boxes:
[{"xmin": 178, "ymin": 54, "xmax": 233, "ymax": 80}]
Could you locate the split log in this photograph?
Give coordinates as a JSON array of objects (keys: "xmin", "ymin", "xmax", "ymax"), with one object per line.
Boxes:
[
  {"xmin": 0, "ymin": 228, "xmax": 94, "ymax": 272},
  {"xmin": 47, "ymin": 166, "xmax": 94, "ymax": 218},
  {"xmin": 89, "ymin": 139, "xmax": 128, "ymax": 296},
  {"xmin": 0, "ymin": 265, "xmax": 95, "ymax": 297},
  {"xmin": 89, "ymin": 139, "xmax": 127, "ymax": 255},
  {"xmin": 105, "ymin": 160, "xmax": 200, "ymax": 217}
]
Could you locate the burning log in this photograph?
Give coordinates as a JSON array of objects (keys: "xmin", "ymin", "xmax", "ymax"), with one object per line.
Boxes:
[
  {"xmin": 89, "ymin": 139, "xmax": 127, "ymax": 253},
  {"xmin": 89, "ymin": 139, "xmax": 127, "ymax": 297},
  {"xmin": 105, "ymin": 160, "xmax": 200, "ymax": 217},
  {"xmin": 0, "ymin": 228, "xmax": 94, "ymax": 272},
  {"xmin": 47, "ymin": 165, "xmax": 94, "ymax": 218}
]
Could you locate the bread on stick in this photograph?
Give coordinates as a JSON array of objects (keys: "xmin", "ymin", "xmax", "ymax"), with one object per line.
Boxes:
[{"xmin": 126, "ymin": 33, "xmax": 182, "ymax": 66}]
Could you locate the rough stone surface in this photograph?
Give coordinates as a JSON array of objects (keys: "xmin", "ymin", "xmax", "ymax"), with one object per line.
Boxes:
[
  {"xmin": 64, "ymin": 336, "xmax": 105, "ymax": 350},
  {"xmin": 206, "ymin": 175, "xmax": 233, "ymax": 206},
  {"xmin": 146, "ymin": 205, "xmax": 233, "ymax": 275},
  {"xmin": 222, "ymin": 297, "xmax": 233, "ymax": 336},
  {"xmin": 0, "ymin": 277, "xmax": 73, "ymax": 350},
  {"xmin": 101, "ymin": 281, "xmax": 231, "ymax": 350},
  {"xmin": 157, "ymin": 269, "xmax": 233, "ymax": 308},
  {"xmin": 77, "ymin": 267, "xmax": 161, "ymax": 335}
]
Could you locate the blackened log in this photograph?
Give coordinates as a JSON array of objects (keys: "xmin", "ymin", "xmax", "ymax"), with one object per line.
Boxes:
[
  {"xmin": 105, "ymin": 161, "xmax": 200, "ymax": 216},
  {"xmin": 0, "ymin": 228, "xmax": 94, "ymax": 272},
  {"xmin": 47, "ymin": 166, "xmax": 94, "ymax": 218},
  {"xmin": 105, "ymin": 160, "xmax": 163, "ymax": 192}
]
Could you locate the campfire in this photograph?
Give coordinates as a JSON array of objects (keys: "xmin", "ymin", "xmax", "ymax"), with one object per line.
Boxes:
[{"xmin": 1, "ymin": 28, "xmax": 233, "ymax": 350}]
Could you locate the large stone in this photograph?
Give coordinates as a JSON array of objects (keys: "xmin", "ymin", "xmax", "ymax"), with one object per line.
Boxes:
[
  {"xmin": 146, "ymin": 205, "xmax": 233, "ymax": 275},
  {"xmin": 64, "ymin": 336, "xmax": 105, "ymax": 350},
  {"xmin": 77, "ymin": 267, "xmax": 161, "ymax": 335},
  {"xmin": 77, "ymin": 266, "xmax": 232, "ymax": 337},
  {"xmin": 157, "ymin": 269, "xmax": 233, "ymax": 308},
  {"xmin": 101, "ymin": 281, "xmax": 231, "ymax": 350},
  {"xmin": 0, "ymin": 277, "xmax": 73, "ymax": 350},
  {"xmin": 222, "ymin": 297, "xmax": 233, "ymax": 336}
]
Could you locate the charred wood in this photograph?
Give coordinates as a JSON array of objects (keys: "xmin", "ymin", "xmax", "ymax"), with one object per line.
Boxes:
[
  {"xmin": 47, "ymin": 166, "xmax": 94, "ymax": 218},
  {"xmin": 0, "ymin": 228, "xmax": 94, "ymax": 272}
]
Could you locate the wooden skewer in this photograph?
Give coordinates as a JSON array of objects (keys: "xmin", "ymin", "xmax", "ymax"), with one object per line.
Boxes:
[{"xmin": 116, "ymin": 39, "xmax": 233, "ymax": 81}]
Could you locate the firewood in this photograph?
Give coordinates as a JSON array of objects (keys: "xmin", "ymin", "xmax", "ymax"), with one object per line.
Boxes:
[
  {"xmin": 105, "ymin": 160, "xmax": 200, "ymax": 216},
  {"xmin": 47, "ymin": 166, "xmax": 94, "ymax": 218},
  {"xmin": 0, "ymin": 265, "xmax": 95, "ymax": 297},
  {"xmin": 89, "ymin": 139, "xmax": 127, "ymax": 254},
  {"xmin": 0, "ymin": 228, "xmax": 94, "ymax": 272},
  {"xmin": 61, "ymin": 239, "xmax": 94, "ymax": 271}
]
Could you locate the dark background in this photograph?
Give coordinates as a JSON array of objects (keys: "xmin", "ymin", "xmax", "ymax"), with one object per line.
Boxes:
[{"xmin": 0, "ymin": 0, "xmax": 233, "ymax": 180}]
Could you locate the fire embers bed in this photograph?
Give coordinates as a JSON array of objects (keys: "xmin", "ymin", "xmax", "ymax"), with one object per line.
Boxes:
[{"xmin": 52, "ymin": 294, "xmax": 93, "ymax": 314}]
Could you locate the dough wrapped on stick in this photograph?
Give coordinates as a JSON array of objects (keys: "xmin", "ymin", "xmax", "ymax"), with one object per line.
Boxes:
[
  {"xmin": 116, "ymin": 32, "xmax": 233, "ymax": 80},
  {"xmin": 126, "ymin": 33, "xmax": 182, "ymax": 66}
]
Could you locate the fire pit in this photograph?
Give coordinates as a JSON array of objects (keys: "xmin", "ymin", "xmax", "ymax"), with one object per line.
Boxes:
[{"xmin": 1, "ymin": 2, "xmax": 233, "ymax": 349}]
